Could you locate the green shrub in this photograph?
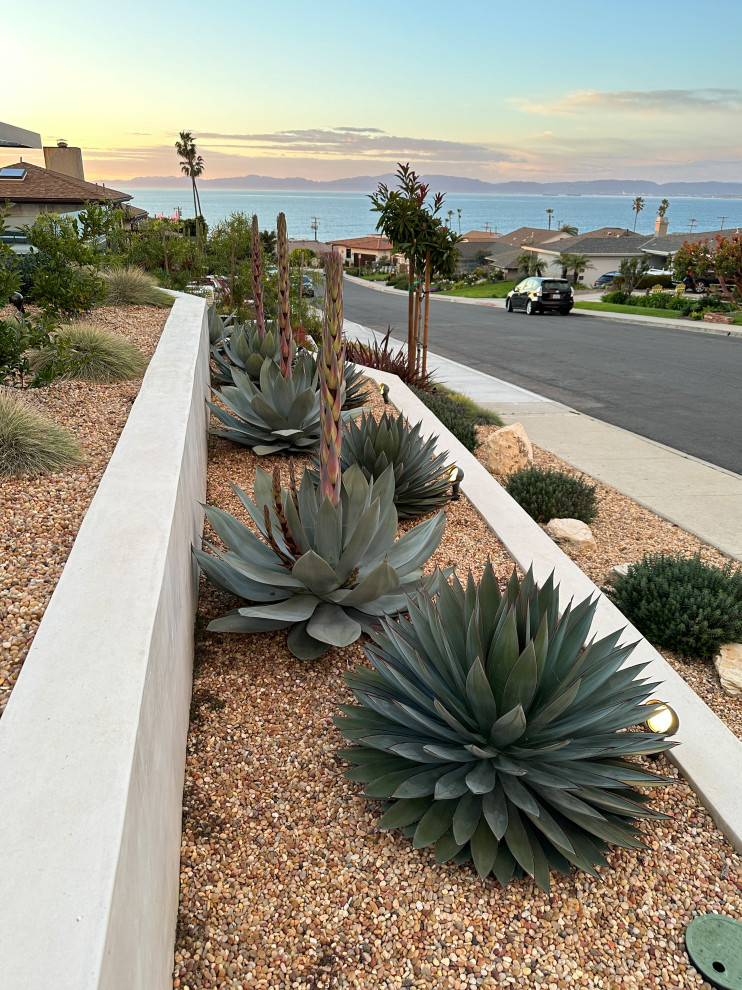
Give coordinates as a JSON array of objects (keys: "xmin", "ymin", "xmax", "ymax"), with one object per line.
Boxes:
[
  {"xmin": 432, "ymin": 386, "xmax": 502, "ymax": 426},
  {"xmin": 30, "ymin": 323, "xmax": 147, "ymax": 383},
  {"xmin": 607, "ymin": 553, "xmax": 742, "ymax": 660},
  {"xmin": 602, "ymin": 290, "xmax": 628, "ymax": 304},
  {"xmin": 1, "ymin": 314, "xmax": 71, "ymax": 388},
  {"xmin": 101, "ymin": 265, "xmax": 173, "ymax": 307},
  {"xmin": 409, "ymin": 386, "xmax": 479, "ymax": 451},
  {"xmin": 505, "ymin": 466, "xmax": 598, "ymax": 524},
  {"xmin": 336, "ymin": 564, "xmax": 673, "ymax": 891},
  {"xmin": 0, "ymin": 387, "xmax": 85, "ymax": 476}
]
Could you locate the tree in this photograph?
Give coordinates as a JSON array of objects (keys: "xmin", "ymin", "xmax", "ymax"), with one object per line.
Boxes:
[
  {"xmin": 175, "ymin": 131, "xmax": 204, "ymax": 219},
  {"xmin": 658, "ymin": 198, "xmax": 670, "ymax": 219},
  {"xmin": 553, "ymin": 252, "xmax": 592, "ymax": 284},
  {"xmin": 673, "ymin": 234, "xmax": 742, "ymax": 302},
  {"xmin": 559, "ymin": 223, "xmax": 578, "ymax": 236},
  {"xmin": 632, "ymin": 196, "xmax": 645, "ymax": 231},
  {"xmin": 515, "ymin": 251, "xmax": 545, "ymax": 277},
  {"xmin": 617, "ymin": 255, "xmax": 650, "ymax": 295},
  {"xmin": 546, "ymin": 208, "xmax": 554, "ymax": 230},
  {"xmin": 370, "ymin": 163, "xmax": 460, "ymax": 373},
  {"xmin": 260, "ymin": 229, "xmax": 277, "ymax": 257}
]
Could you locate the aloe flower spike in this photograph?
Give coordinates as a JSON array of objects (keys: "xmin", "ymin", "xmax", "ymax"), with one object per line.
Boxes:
[
  {"xmin": 251, "ymin": 214, "xmax": 265, "ymax": 342},
  {"xmin": 277, "ymin": 212, "xmax": 292, "ymax": 379},
  {"xmin": 320, "ymin": 250, "xmax": 345, "ymax": 507}
]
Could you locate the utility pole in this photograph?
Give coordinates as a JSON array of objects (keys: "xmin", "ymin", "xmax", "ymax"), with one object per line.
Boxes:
[
  {"xmin": 310, "ymin": 217, "xmax": 319, "ymax": 241},
  {"xmin": 719, "ymin": 216, "xmax": 728, "ymax": 230},
  {"xmin": 483, "ymin": 221, "xmax": 491, "ymax": 233},
  {"xmin": 689, "ymin": 219, "xmax": 697, "ymax": 234}
]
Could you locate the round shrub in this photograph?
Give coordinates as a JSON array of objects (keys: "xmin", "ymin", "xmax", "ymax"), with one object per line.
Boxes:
[
  {"xmin": 606, "ymin": 553, "xmax": 742, "ymax": 660},
  {"xmin": 30, "ymin": 323, "xmax": 147, "ymax": 383},
  {"xmin": 602, "ymin": 290, "xmax": 628, "ymax": 304},
  {"xmin": 505, "ymin": 466, "xmax": 598, "ymax": 524},
  {"xmin": 0, "ymin": 387, "xmax": 85, "ymax": 476},
  {"xmin": 101, "ymin": 264, "xmax": 173, "ymax": 307}
]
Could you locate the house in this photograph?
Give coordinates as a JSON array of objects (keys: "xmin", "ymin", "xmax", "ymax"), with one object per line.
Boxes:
[
  {"xmin": 640, "ymin": 228, "xmax": 740, "ymax": 270},
  {"xmin": 522, "ymin": 229, "xmax": 652, "ymax": 282},
  {"xmin": 482, "ymin": 227, "xmax": 573, "ymax": 279},
  {"xmin": 0, "ymin": 139, "xmax": 135, "ymax": 253},
  {"xmin": 329, "ymin": 234, "xmax": 394, "ymax": 267},
  {"xmin": 459, "ymin": 229, "xmax": 499, "ymax": 242}
]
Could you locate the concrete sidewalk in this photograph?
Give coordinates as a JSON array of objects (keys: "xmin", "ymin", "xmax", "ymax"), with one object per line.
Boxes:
[{"xmin": 345, "ymin": 319, "xmax": 742, "ymax": 561}]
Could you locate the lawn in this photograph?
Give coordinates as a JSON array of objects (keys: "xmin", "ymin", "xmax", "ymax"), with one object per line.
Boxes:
[
  {"xmin": 574, "ymin": 300, "xmax": 687, "ymax": 319},
  {"xmin": 435, "ymin": 280, "xmax": 515, "ymax": 299}
]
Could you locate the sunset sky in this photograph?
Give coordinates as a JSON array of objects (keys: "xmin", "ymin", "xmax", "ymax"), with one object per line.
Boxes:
[{"xmin": 7, "ymin": 0, "xmax": 742, "ymax": 184}]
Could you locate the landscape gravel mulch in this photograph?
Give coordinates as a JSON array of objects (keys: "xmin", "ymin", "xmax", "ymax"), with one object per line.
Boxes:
[
  {"xmin": 174, "ymin": 395, "xmax": 742, "ymax": 990},
  {"xmin": 0, "ymin": 304, "xmax": 169, "ymax": 716}
]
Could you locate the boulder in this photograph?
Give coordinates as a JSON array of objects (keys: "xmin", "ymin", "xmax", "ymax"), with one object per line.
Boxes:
[
  {"xmin": 714, "ymin": 643, "xmax": 742, "ymax": 698},
  {"xmin": 606, "ymin": 563, "xmax": 631, "ymax": 584},
  {"xmin": 545, "ymin": 518, "xmax": 596, "ymax": 551},
  {"xmin": 482, "ymin": 423, "xmax": 533, "ymax": 477}
]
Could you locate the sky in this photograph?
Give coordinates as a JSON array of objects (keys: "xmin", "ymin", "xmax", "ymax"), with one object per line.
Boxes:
[{"xmin": 6, "ymin": 0, "xmax": 742, "ymax": 185}]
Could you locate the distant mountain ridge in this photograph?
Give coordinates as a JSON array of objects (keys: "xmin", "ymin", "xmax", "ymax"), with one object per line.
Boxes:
[{"xmin": 114, "ymin": 173, "xmax": 742, "ymax": 197}]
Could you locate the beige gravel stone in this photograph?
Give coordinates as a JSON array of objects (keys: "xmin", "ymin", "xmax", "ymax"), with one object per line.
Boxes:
[
  {"xmin": 174, "ymin": 398, "xmax": 742, "ymax": 990},
  {"xmin": 481, "ymin": 422, "xmax": 533, "ymax": 477},
  {"xmin": 714, "ymin": 644, "xmax": 742, "ymax": 698},
  {"xmin": 544, "ymin": 518, "xmax": 597, "ymax": 551}
]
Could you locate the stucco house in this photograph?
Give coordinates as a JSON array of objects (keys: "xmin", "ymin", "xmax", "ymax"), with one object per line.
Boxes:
[{"xmin": 329, "ymin": 234, "xmax": 394, "ymax": 267}]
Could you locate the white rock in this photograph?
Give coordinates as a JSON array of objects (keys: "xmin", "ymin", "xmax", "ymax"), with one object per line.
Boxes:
[
  {"xmin": 545, "ymin": 518, "xmax": 596, "ymax": 551},
  {"xmin": 607, "ymin": 563, "xmax": 631, "ymax": 584},
  {"xmin": 482, "ymin": 422, "xmax": 533, "ymax": 477},
  {"xmin": 714, "ymin": 643, "xmax": 742, "ymax": 698}
]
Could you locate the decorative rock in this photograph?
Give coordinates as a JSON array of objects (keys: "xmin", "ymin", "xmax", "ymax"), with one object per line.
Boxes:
[
  {"xmin": 714, "ymin": 643, "xmax": 742, "ymax": 698},
  {"xmin": 545, "ymin": 518, "xmax": 596, "ymax": 551},
  {"xmin": 607, "ymin": 563, "xmax": 631, "ymax": 584},
  {"xmin": 482, "ymin": 423, "xmax": 532, "ymax": 477}
]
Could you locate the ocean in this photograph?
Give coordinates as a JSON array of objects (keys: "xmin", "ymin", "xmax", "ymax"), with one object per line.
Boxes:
[{"xmin": 117, "ymin": 187, "xmax": 742, "ymax": 242}]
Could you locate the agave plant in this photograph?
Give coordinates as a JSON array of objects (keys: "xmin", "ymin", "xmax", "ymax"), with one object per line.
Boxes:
[
  {"xmin": 195, "ymin": 463, "xmax": 446, "ymax": 659},
  {"xmin": 338, "ymin": 410, "xmax": 453, "ymax": 518},
  {"xmin": 210, "ymin": 320, "xmax": 283, "ymax": 385},
  {"xmin": 208, "ymin": 351, "xmax": 334, "ymax": 455},
  {"xmin": 335, "ymin": 563, "xmax": 674, "ymax": 891}
]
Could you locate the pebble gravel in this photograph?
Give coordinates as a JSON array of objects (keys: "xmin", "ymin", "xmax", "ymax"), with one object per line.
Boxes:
[
  {"xmin": 0, "ymin": 304, "xmax": 168, "ymax": 716},
  {"xmin": 175, "ymin": 399, "xmax": 742, "ymax": 990}
]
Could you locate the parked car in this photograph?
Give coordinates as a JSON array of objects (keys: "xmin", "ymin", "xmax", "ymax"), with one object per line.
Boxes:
[
  {"xmin": 302, "ymin": 275, "xmax": 314, "ymax": 297},
  {"xmin": 505, "ymin": 277, "xmax": 574, "ymax": 315},
  {"xmin": 594, "ymin": 271, "xmax": 621, "ymax": 288}
]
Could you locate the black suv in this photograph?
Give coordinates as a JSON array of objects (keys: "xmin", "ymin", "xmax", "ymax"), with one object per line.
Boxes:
[{"xmin": 506, "ymin": 277, "xmax": 574, "ymax": 315}]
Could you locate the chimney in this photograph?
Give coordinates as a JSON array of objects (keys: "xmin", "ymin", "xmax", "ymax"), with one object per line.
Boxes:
[
  {"xmin": 43, "ymin": 139, "xmax": 85, "ymax": 181},
  {"xmin": 655, "ymin": 216, "xmax": 668, "ymax": 236}
]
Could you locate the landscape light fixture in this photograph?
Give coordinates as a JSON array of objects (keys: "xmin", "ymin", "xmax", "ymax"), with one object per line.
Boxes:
[
  {"xmin": 685, "ymin": 913, "xmax": 742, "ymax": 989},
  {"xmin": 644, "ymin": 699, "xmax": 679, "ymax": 736},
  {"xmin": 379, "ymin": 383, "xmax": 390, "ymax": 404},
  {"xmin": 449, "ymin": 466, "xmax": 464, "ymax": 500}
]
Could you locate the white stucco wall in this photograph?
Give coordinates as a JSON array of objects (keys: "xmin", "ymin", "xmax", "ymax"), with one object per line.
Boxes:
[{"xmin": 0, "ymin": 294, "xmax": 210, "ymax": 990}]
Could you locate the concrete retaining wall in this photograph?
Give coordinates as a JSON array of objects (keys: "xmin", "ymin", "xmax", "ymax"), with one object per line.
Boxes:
[{"xmin": 0, "ymin": 294, "xmax": 210, "ymax": 990}]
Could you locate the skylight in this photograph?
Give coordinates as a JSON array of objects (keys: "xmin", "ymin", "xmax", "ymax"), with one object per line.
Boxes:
[{"xmin": 0, "ymin": 167, "xmax": 26, "ymax": 179}]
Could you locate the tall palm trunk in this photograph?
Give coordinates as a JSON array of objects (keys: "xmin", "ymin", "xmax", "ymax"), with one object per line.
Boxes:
[{"xmin": 407, "ymin": 257, "xmax": 415, "ymax": 374}]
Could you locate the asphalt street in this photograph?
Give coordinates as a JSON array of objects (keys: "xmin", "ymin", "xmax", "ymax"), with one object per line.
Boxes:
[{"xmin": 341, "ymin": 279, "xmax": 742, "ymax": 476}]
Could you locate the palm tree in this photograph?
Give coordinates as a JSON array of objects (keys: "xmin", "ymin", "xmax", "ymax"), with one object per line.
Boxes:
[
  {"xmin": 554, "ymin": 252, "xmax": 593, "ymax": 284},
  {"xmin": 457, "ymin": 208, "xmax": 462, "ymax": 234},
  {"xmin": 546, "ymin": 208, "xmax": 554, "ymax": 230},
  {"xmin": 559, "ymin": 223, "xmax": 578, "ymax": 236},
  {"xmin": 658, "ymin": 198, "xmax": 670, "ymax": 219},
  {"xmin": 260, "ymin": 229, "xmax": 277, "ymax": 256},
  {"xmin": 175, "ymin": 131, "xmax": 204, "ymax": 218},
  {"xmin": 632, "ymin": 196, "xmax": 645, "ymax": 231},
  {"xmin": 446, "ymin": 209, "xmax": 454, "ymax": 230},
  {"xmin": 515, "ymin": 251, "xmax": 545, "ymax": 277}
]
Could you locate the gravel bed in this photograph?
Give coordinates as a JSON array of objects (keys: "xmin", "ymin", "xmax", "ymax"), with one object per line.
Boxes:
[
  {"xmin": 478, "ymin": 427, "xmax": 742, "ymax": 744},
  {"xmin": 0, "ymin": 305, "xmax": 169, "ymax": 716},
  {"xmin": 175, "ymin": 394, "xmax": 742, "ymax": 990}
]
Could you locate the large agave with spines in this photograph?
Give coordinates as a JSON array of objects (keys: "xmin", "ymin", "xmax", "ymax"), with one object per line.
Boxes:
[
  {"xmin": 334, "ymin": 563, "xmax": 674, "ymax": 891},
  {"xmin": 194, "ymin": 463, "xmax": 446, "ymax": 659},
  {"xmin": 338, "ymin": 410, "xmax": 453, "ymax": 518},
  {"xmin": 208, "ymin": 351, "xmax": 336, "ymax": 455},
  {"xmin": 210, "ymin": 320, "xmax": 283, "ymax": 385}
]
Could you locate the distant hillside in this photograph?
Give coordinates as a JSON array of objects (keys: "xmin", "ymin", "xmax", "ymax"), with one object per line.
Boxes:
[{"xmin": 114, "ymin": 173, "xmax": 742, "ymax": 197}]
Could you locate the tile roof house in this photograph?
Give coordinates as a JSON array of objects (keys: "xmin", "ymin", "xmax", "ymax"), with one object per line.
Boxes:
[
  {"xmin": 330, "ymin": 234, "xmax": 394, "ymax": 266},
  {"xmin": 0, "ymin": 160, "xmax": 132, "ymax": 229},
  {"xmin": 460, "ymin": 229, "xmax": 499, "ymax": 242}
]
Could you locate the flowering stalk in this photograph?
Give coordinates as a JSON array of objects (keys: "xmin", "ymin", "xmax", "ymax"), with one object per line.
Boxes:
[
  {"xmin": 276, "ymin": 212, "xmax": 292, "ymax": 379},
  {"xmin": 251, "ymin": 214, "xmax": 265, "ymax": 342},
  {"xmin": 319, "ymin": 251, "xmax": 345, "ymax": 507}
]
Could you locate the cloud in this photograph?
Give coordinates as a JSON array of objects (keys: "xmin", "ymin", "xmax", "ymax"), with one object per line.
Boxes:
[
  {"xmin": 514, "ymin": 88, "xmax": 742, "ymax": 116},
  {"xmin": 195, "ymin": 126, "xmax": 519, "ymax": 164}
]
